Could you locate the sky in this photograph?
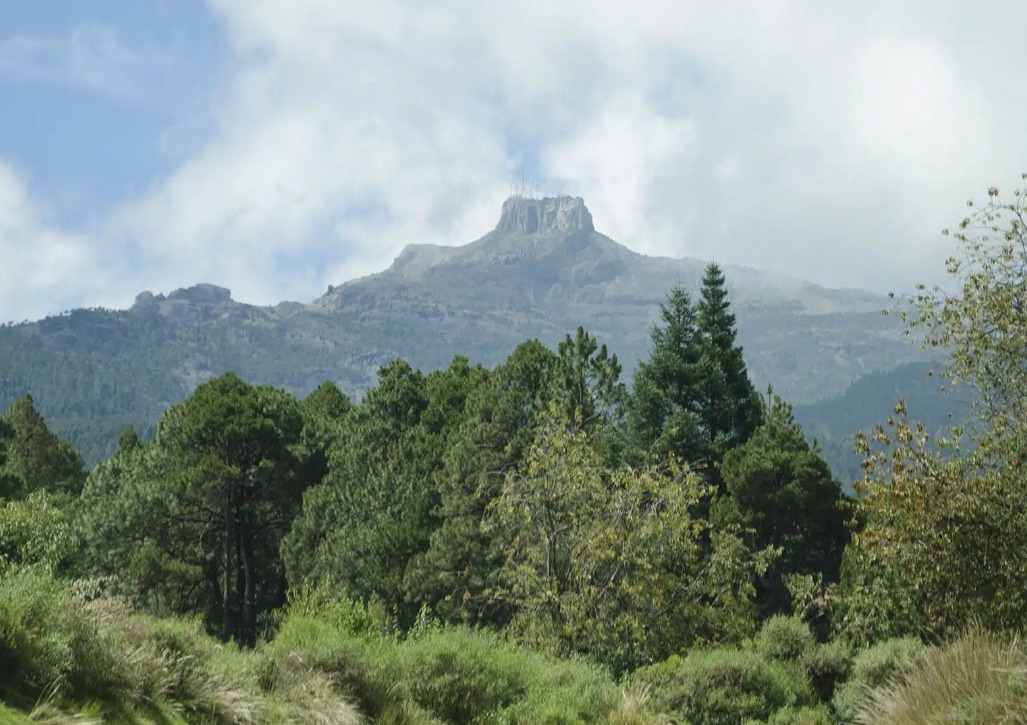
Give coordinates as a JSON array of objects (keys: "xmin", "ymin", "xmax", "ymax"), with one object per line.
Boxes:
[{"xmin": 0, "ymin": 0, "xmax": 1024, "ymax": 321}]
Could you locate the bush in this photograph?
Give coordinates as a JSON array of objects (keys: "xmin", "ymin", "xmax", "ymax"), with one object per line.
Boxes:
[
  {"xmin": 854, "ymin": 627, "xmax": 1027, "ymax": 724},
  {"xmin": 633, "ymin": 647, "xmax": 812, "ymax": 725},
  {"xmin": 0, "ymin": 569, "xmax": 133, "ymax": 705},
  {"xmin": 0, "ymin": 570, "xmax": 363, "ymax": 724},
  {"xmin": 755, "ymin": 616, "xmax": 815, "ymax": 663},
  {"xmin": 767, "ymin": 705, "xmax": 831, "ymax": 725},
  {"xmin": 800, "ymin": 640, "xmax": 851, "ymax": 702},
  {"xmin": 271, "ymin": 603, "xmax": 621, "ymax": 724},
  {"xmin": 832, "ymin": 636, "xmax": 925, "ymax": 722},
  {"xmin": 278, "ymin": 583, "xmax": 396, "ymax": 638}
]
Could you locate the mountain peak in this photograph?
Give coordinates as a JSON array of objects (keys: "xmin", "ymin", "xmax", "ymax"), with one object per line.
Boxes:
[{"xmin": 495, "ymin": 195, "xmax": 594, "ymax": 236}]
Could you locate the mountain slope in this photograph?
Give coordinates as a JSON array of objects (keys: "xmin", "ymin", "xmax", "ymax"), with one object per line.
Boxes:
[{"xmin": 0, "ymin": 196, "xmax": 927, "ymax": 465}]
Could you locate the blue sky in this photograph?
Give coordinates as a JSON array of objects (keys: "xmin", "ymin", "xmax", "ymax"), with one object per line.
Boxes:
[
  {"xmin": 0, "ymin": 2, "xmax": 222, "ymax": 221},
  {"xmin": 1, "ymin": 1, "xmax": 1025, "ymax": 321}
]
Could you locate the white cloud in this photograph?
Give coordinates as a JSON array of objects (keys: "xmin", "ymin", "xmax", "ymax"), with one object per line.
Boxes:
[
  {"xmin": 0, "ymin": 23, "xmax": 154, "ymax": 100},
  {"xmin": 5, "ymin": 0, "xmax": 1027, "ymax": 318},
  {"xmin": 0, "ymin": 161, "xmax": 118, "ymax": 321}
]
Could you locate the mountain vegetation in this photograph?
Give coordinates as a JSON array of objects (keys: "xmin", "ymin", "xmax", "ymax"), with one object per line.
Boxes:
[
  {"xmin": 0, "ymin": 197, "xmax": 928, "ymax": 479},
  {"xmin": 3, "ymin": 183, "xmax": 1026, "ymax": 722}
]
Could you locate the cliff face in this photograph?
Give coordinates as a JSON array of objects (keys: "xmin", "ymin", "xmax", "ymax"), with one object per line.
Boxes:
[{"xmin": 494, "ymin": 196, "xmax": 595, "ymax": 236}]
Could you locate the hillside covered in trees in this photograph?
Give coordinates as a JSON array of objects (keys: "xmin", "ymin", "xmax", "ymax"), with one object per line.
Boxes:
[
  {"xmin": 0, "ymin": 196, "xmax": 927, "ymax": 476},
  {"xmin": 3, "ymin": 184, "xmax": 1027, "ymax": 723}
]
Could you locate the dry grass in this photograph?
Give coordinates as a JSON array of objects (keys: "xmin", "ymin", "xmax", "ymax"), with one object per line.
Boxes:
[
  {"xmin": 607, "ymin": 685, "xmax": 673, "ymax": 725},
  {"xmin": 856, "ymin": 626, "xmax": 1027, "ymax": 724}
]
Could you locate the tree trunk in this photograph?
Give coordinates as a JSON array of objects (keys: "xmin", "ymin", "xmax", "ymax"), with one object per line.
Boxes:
[
  {"xmin": 241, "ymin": 516, "xmax": 256, "ymax": 647},
  {"xmin": 222, "ymin": 495, "xmax": 235, "ymax": 639}
]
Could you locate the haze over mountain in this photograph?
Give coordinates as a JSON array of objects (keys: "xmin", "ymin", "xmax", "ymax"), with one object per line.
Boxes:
[{"xmin": 0, "ymin": 195, "xmax": 932, "ymax": 470}]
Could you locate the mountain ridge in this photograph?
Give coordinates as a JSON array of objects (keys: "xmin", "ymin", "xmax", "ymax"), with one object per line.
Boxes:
[{"xmin": 0, "ymin": 195, "xmax": 928, "ymax": 467}]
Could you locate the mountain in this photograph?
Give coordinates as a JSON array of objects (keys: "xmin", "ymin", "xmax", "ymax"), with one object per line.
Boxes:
[
  {"xmin": 0, "ymin": 195, "xmax": 929, "ymax": 467},
  {"xmin": 793, "ymin": 361, "xmax": 971, "ymax": 489}
]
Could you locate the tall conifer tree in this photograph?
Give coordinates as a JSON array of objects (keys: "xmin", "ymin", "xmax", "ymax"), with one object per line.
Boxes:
[
  {"xmin": 629, "ymin": 287, "xmax": 705, "ymax": 464},
  {"xmin": 695, "ymin": 263, "xmax": 762, "ymax": 461}
]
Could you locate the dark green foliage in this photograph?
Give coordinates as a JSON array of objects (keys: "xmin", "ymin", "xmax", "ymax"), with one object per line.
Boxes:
[
  {"xmin": 406, "ymin": 341, "xmax": 558, "ymax": 626},
  {"xmin": 0, "ymin": 418, "xmax": 13, "ymax": 498},
  {"xmin": 1, "ymin": 395, "xmax": 85, "ymax": 499},
  {"xmin": 116, "ymin": 426, "xmax": 141, "ymax": 454},
  {"xmin": 800, "ymin": 640, "xmax": 852, "ymax": 703},
  {"xmin": 720, "ymin": 393, "xmax": 849, "ymax": 612},
  {"xmin": 283, "ymin": 358, "xmax": 485, "ymax": 626},
  {"xmin": 554, "ymin": 327, "xmax": 627, "ymax": 429},
  {"xmin": 630, "ymin": 268, "xmax": 761, "ymax": 471},
  {"xmin": 630, "ymin": 286, "xmax": 706, "ymax": 464},
  {"xmin": 77, "ymin": 373, "xmax": 310, "ymax": 645},
  {"xmin": 695, "ymin": 263, "xmax": 762, "ymax": 461},
  {"xmin": 634, "ymin": 648, "xmax": 812, "ymax": 725}
]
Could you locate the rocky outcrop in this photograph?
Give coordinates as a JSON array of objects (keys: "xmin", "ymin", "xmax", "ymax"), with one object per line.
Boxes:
[
  {"xmin": 495, "ymin": 196, "xmax": 594, "ymax": 236},
  {"xmin": 166, "ymin": 284, "xmax": 233, "ymax": 304}
]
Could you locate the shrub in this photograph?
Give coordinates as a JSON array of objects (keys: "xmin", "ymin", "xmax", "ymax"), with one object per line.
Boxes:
[
  {"xmin": 0, "ymin": 569, "xmax": 132, "ymax": 704},
  {"xmin": 278, "ymin": 584, "xmax": 395, "ymax": 638},
  {"xmin": 855, "ymin": 627, "xmax": 1027, "ymax": 724},
  {"xmin": 633, "ymin": 647, "xmax": 812, "ymax": 725},
  {"xmin": 755, "ymin": 616, "xmax": 815, "ymax": 663},
  {"xmin": 800, "ymin": 640, "xmax": 851, "ymax": 702},
  {"xmin": 767, "ymin": 705, "xmax": 831, "ymax": 724},
  {"xmin": 607, "ymin": 685, "xmax": 673, "ymax": 725},
  {"xmin": 271, "ymin": 603, "xmax": 621, "ymax": 724},
  {"xmin": 832, "ymin": 636, "xmax": 925, "ymax": 722}
]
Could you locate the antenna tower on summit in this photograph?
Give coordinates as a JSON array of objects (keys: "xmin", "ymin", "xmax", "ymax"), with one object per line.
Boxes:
[{"xmin": 510, "ymin": 170, "xmax": 541, "ymax": 199}]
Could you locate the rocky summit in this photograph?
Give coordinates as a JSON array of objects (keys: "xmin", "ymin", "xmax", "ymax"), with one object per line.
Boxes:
[
  {"xmin": 0, "ymin": 195, "xmax": 927, "ymax": 465},
  {"xmin": 494, "ymin": 196, "xmax": 595, "ymax": 235}
]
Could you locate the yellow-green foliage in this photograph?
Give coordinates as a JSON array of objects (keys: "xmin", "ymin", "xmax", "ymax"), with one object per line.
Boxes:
[
  {"xmin": 755, "ymin": 616, "xmax": 815, "ymax": 663},
  {"xmin": 632, "ymin": 648, "xmax": 812, "ymax": 725},
  {"xmin": 0, "ymin": 703, "xmax": 32, "ymax": 725},
  {"xmin": 855, "ymin": 627, "xmax": 1027, "ymax": 724},
  {"xmin": 270, "ymin": 603, "xmax": 624, "ymax": 724},
  {"xmin": 766, "ymin": 705, "xmax": 831, "ymax": 725},
  {"xmin": 831, "ymin": 636, "xmax": 925, "ymax": 722},
  {"xmin": 0, "ymin": 570, "xmax": 364, "ymax": 724}
]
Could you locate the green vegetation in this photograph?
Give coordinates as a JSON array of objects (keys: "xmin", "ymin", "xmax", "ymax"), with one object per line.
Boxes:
[{"xmin": 5, "ymin": 181, "xmax": 1027, "ymax": 722}]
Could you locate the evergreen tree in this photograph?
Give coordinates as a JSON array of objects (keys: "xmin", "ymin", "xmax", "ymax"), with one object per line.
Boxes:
[
  {"xmin": 407, "ymin": 341, "xmax": 557, "ymax": 626},
  {"xmin": 695, "ymin": 263, "xmax": 762, "ymax": 460},
  {"xmin": 0, "ymin": 418, "xmax": 13, "ymax": 498},
  {"xmin": 117, "ymin": 426, "xmax": 141, "ymax": 454},
  {"xmin": 1, "ymin": 395, "xmax": 85, "ymax": 499},
  {"xmin": 78, "ymin": 374, "xmax": 309, "ymax": 646},
  {"xmin": 629, "ymin": 287, "xmax": 705, "ymax": 464},
  {"xmin": 630, "ymin": 268, "xmax": 761, "ymax": 471},
  {"xmin": 719, "ymin": 392, "xmax": 849, "ymax": 614},
  {"xmin": 282, "ymin": 358, "xmax": 483, "ymax": 626}
]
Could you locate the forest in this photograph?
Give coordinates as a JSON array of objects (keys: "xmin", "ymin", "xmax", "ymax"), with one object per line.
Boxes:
[{"xmin": 2, "ymin": 185, "xmax": 1027, "ymax": 723}]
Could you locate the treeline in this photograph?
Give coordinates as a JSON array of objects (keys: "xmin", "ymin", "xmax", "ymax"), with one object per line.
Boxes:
[
  {"xmin": 12, "ymin": 263, "xmax": 844, "ymax": 667},
  {"xmin": 6, "ymin": 177, "xmax": 1027, "ymax": 724}
]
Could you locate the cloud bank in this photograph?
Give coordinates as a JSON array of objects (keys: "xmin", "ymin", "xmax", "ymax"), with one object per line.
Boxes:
[{"xmin": 2, "ymin": 0, "xmax": 1026, "ymax": 320}]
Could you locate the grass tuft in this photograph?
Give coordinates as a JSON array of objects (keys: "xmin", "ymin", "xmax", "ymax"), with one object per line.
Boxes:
[{"xmin": 856, "ymin": 626, "xmax": 1027, "ymax": 724}]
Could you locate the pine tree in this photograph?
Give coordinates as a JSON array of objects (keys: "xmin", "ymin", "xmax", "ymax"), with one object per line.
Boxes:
[
  {"xmin": 1, "ymin": 395, "xmax": 85, "ymax": 499},
  {"xmin": 629, "ymin": 286, "xmax": 705, "ymax": 464},
  {"xmin": 695, "ymin": 263, "xmax": 762, "ymax": 460},
  {"xmin": 720, "ymin": 391, "xmax": 849, "ymax": 613}
]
